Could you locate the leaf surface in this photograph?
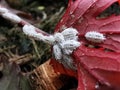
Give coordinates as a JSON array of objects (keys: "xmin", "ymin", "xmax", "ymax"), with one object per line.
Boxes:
[{"xmin": 53, "ymin": 0, "xmax": 120, "ymax": 89}]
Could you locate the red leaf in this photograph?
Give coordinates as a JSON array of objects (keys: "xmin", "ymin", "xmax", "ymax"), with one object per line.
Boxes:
[
  {"xmin": 73, "ymin": 46, "xmax": 120, "ymax": 89},
  {"xmin": 118, "ymin": 0, "xmax": 120, "ymax": 4},
  {"xmin": 77, "ymin": 63, "xmax": 97, "ymax": 90},
  {"xmin": 53, "ymin": 0, "xmax": 120, "ymax": 90},
  {"xmin": 50, "ymin": 58, "xmax": 77, "ymax": 78}
]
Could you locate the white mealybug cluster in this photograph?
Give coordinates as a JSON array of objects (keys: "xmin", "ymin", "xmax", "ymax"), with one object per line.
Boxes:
[
  {"xmin": 23, "ymin": 25, "xmax": 38, "ymax": 36},
  {"xmin": 22, "ymin": 26, "xmax": 80, "ymax": 70},
  {"xmin": 60, "ymin": 40, "xmax": 80, "ymax": 55},
  {"xmin": 2, "ymin": 13, "xmax": 21, "ymax": 23},
  {"xmin": 53, "ymin": 28, "xmax": 80, "ymax": 70},
  {"xmin": 0, "ymin": 7, "xmax": 22, "ymax": 23},
  {"xmin": 23, "ymin": 25, "xmax": 55, "ymax": 44},
  {"xmin": 54, "ymin": 33, "xmax": 65, "ymax": 43},
  {"xmin": 61, "ymin": 28, "xmax": 78, "ymax": 40},
  {"xmin": 85, "ymin": 31, "xmax": 106, "ymax": 43},
  {"xmin": 0, "ymin": 7, "xmax": 8, "ymax": 14},
  {"xmin": 53, "ymin": 45, "xmax": 62, "ymax": 60},
  {"xmin": 62, "ymin": 55, "xmax": 77, "ymax": 70},
  {"xmin": 43, "ymin": 35, "xmax": 55, "ymax": 44}
]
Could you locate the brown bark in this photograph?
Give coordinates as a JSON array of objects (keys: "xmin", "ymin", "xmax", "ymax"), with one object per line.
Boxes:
[{"xmin": 32, "ymin": 60, "xmax": 74, "ymax": 90}]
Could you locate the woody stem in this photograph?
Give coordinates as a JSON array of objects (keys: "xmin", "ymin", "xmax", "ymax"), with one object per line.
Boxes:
[{"xmin": 0, "ymin": 5, "xmax": 50, "ymax": 36}]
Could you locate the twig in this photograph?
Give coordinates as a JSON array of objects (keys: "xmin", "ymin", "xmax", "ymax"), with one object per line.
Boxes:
[
  {"xmin": 31, "ymin": 38, "xmax": 41, "ymax": 58},
  {"xmin": 9, "ymin": 54, "xmax": 35, "ymax": 65},
  {"xmin": 0, "ymin": 45, "xmax": 16, "ymax": 53},
  {"xmin": 0, "ymin": 5, "xmax": 49, "ymax": 36},
  {"xmin": 0, "ymin": 46, "xmax": 35, "ymax": 65}
]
